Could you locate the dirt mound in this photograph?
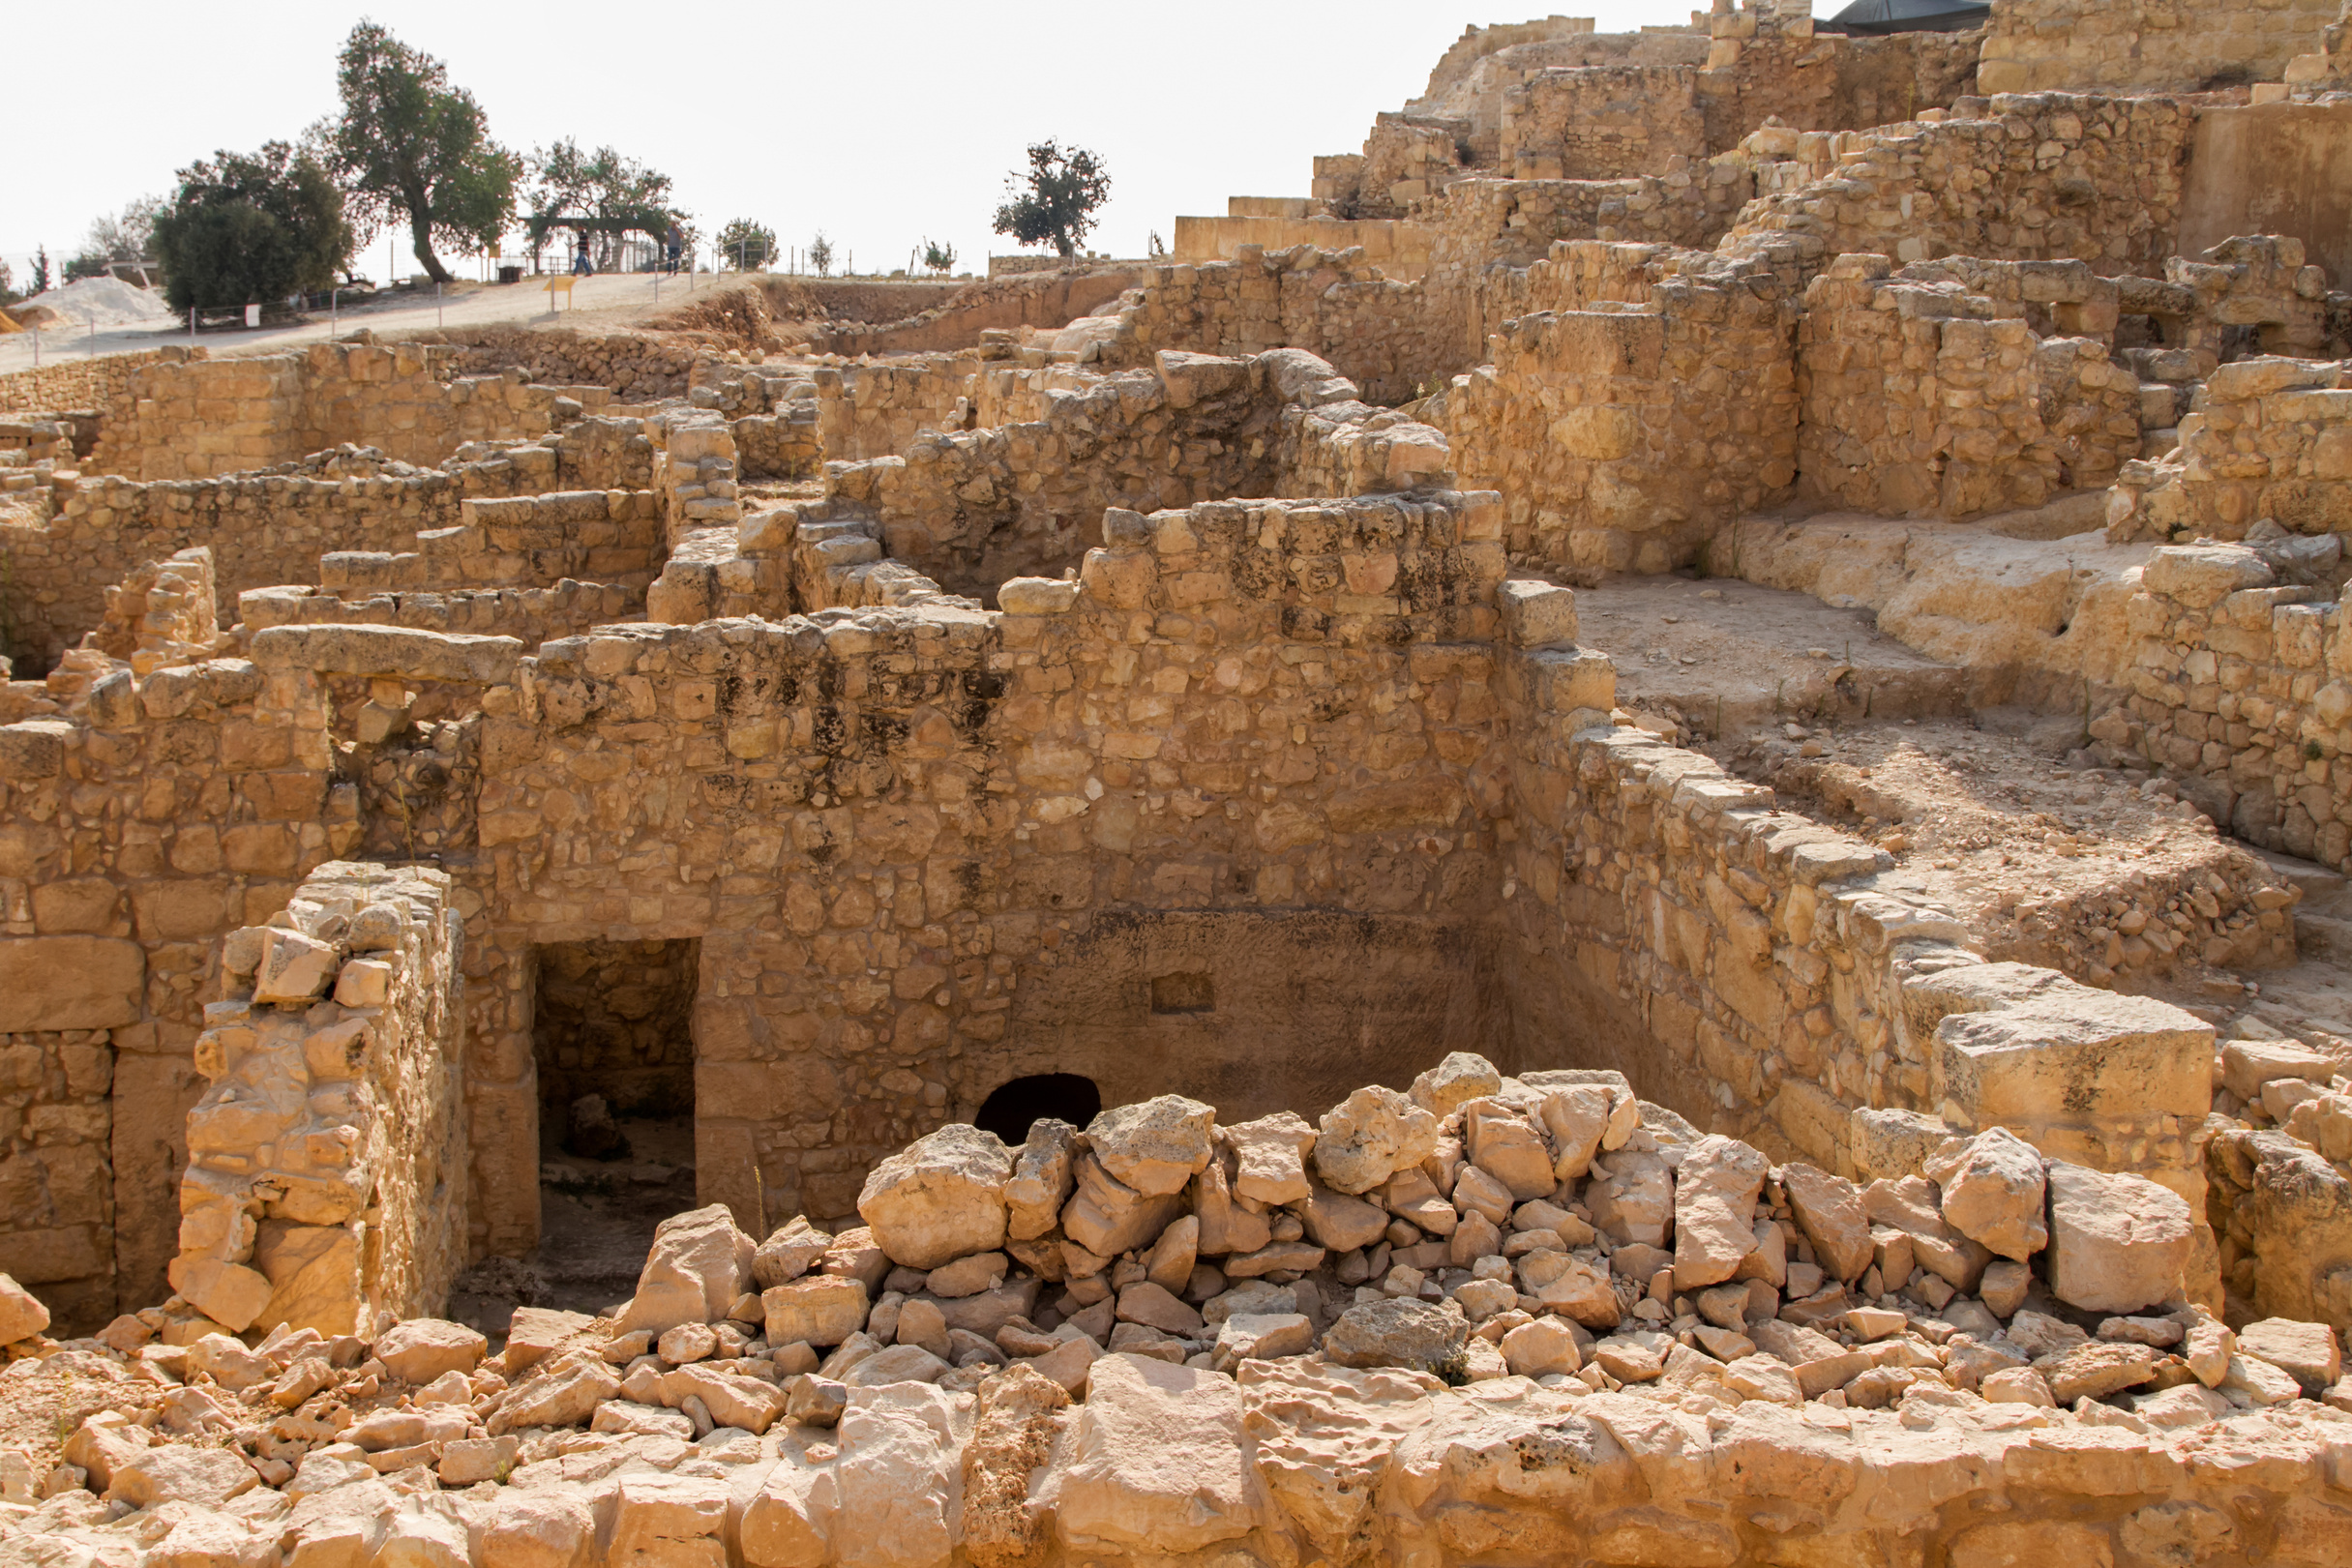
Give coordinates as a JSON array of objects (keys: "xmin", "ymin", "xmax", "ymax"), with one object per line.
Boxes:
[
  {"xmin": 17, "ymin": 276, "xmax": 176, "ymax": 329},
  {"xmin": 646, "ymin": 281, "xmax": 790, "ymax": 351}
]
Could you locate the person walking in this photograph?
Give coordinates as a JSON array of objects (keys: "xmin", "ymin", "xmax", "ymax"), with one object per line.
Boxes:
[
  {"xmin": 572, "ymin": 228, "xmax": 594, "ymax": 277},
  {"xmin": 666, "ymin": 222, "xmax": 684, "ymax": 275}
]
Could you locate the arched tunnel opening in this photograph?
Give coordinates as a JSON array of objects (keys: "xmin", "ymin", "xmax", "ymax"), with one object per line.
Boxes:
[{"xmin": 975, "ymin": 1072, "xmax": 1103, "ymax": 1146}]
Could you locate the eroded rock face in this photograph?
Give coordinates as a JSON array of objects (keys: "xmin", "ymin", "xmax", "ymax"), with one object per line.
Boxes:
[{"xmin": 857, "ymin": 1125, "xmax": 1015, "ymax": 1271}]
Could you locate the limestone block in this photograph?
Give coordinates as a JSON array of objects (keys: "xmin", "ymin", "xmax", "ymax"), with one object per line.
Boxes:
[
  {"xmin": 840, "ymin": 1343, "xmax": 950, "ymax": 1389},
  {"xmin": 375, "ymin": 1319, "xmax": 487, "ymax": 1386},
  {"xmin": 2235, "ymin": 1318, "xmax": 2342, "ymax": 1396},
  {"xmin": 763, "ymin": 1277, "xmax": 871, "ymax": 1348},
  {"xmin": 479, "ymin": 1485, "xmax": 597, "ymax": 1568},
  {"xmin": 0, "ymin": 937, "xmax": 145, "ymax": 1031},
  {"xmin": 105, "ymin": 1446, "xmax": 256, "ymax": 1509},
  {"xmin": 857, "ymin": 1124, "xmax": 1013, "ymax": 1270},
  {"xmin": 1003, "ymin": 1120, "xmax": 1078, "ymax": 1242},
  {"xmin": 1314, "ymin": 1086, "xmax": 1440, "ymax": 1195},
  {"xmin": 1322, "ymin": 1297, "xmax": 1469, "ymax": 1373},
  {"xmin": 1536, "ymin": 1086, "xmax": 1615, "ymax": 1180},
  {"xmin": 1061, "ymin": 1155, "xmax": 1184, "ymax": 1258},
  {"xmin": 927, "ymin": 1252, "xmax": 1006, "ymax": 1299},
  {"xmin": 1925, "ymin": 1127, "xmax": 2048, "ymax": 1261},
  {"xmin": 618, "ymin": 1204, "xmax": 756, "ymax": 1336},
  {"xmin": 253, "ymin": 929, "xmax": 341, "ymax": 1007},
  {"xmin": 2220, "ymin": 1039, "xmax": 2339, "ymax": 1103},
  {"xmin": 1498, "ymin": 580, "xmax": 1579, "ymax": 648},
  {"xmin": 1221, "ymin": 1112, "xmax": 1315, "ymax": 1206},
  {"xmin": 489, "ymin": 1352, "xmax": 620, "ymax": 1434},
  {"xmin": 1935, "ymin": 988, "xmax": 2213, "ymax": 1125},
  {"xmin": 1409, "ymin": 1053, "xmax": 1502, "ymax": 1118},
  {"xmin": 1500, "ymin": 1316, "xmax": 1582, "ymax": 1377},
  {"xmin": 608, "ymin": 1472, "xmax": 729, "ymax": 1568},
  {"xmin": 1466, "ymin": 1107, "xmax": 1556, "ymax": 1201},
  {"xmin": 660, "ymin": 1364, "xmax": 789, "ymax": 1431},
  {"xmin": 1298, "ymin": 1185, "xmax": 1389, "ymax": 1253},
  {"xmin": 1047, "ymin": 1355, "xmax": 1265, "ymax": 1553},
  {"xmin": 166, "ymin": 1257, "xmax": 274, "ymax": 1334},
  {"xmin": 1086, "ymin": 1096, "xmax": 1217, "ymax": 1197},
  {"xmin": 2045, "ymin": 1162, "xmax": 2194, "ymax": 1315},
  {"xmin": 0, "ymin": 1273, "xmax": 51, "ymax": 1345},
  {"xmin": 1783, "ymin": 1164, "xmax": 1873, "ymax": 1283},
  {"xmin": 1671, "ymin": 1135, "xmax": 1768, "ymax": 1292},
  {"xmin": 1211, "ymin": 1313, "xmax": 1313, "ymax": 1373}
]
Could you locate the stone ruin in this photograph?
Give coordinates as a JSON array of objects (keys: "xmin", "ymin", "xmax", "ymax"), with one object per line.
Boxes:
[{"xmin": 4, "ymin": 1, "xmax": 2352, "ymax": 1561}]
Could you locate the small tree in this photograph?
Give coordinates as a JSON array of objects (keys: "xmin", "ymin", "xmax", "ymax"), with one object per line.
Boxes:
[
  {"xmin": 0, "ymin": 261, "xmax": 18, "ymax": 308},
  {"xmin": 66, "ymin": 197, "xmax": 164, "ymax": 282},
  {"xmin": 329, "ymin": 22, "xmax": 521, "ymax": 284},
  {"xmin": 717, "ymin": 219, "xmax": 777, "ymax": 271},
  {"xmin": 992, "ymin": 141, "xmax": 1110, "ymax": 259},
  {"xmin": 30, "ymin": 247, "xmax": 51, "ymax": 296},
  {"xmin": 528, "ymin": 138, "xmax": 677, "ymax": 269},
  {"xmin": 808, "ymin": 231, "xmax": 834, "ymax": 278},
  {"xmin": 1147, "ymin": 228, "xmax": 1168, "ymax": 258},
  {"xmin": 154, "ymin": 142, "xmax": 352, "ymax": 311},
  {"xmin": 921, "ymin": 238, "xmax": 957, "ymax": 275}
]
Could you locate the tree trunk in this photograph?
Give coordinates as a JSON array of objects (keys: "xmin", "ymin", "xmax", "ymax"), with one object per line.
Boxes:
[
  {"xmin": 1054, "ymin": 233, "xmax": 1075, "ymax": 258},
  {"xmin": 408, "ymin": 205, "xmax": 451, "ymax": 285}
]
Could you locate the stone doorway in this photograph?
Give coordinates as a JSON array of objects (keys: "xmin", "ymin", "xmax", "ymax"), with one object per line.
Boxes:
[{"xmin": 527, "ymin": 937, "xmax": 700, "ymax": 1315}]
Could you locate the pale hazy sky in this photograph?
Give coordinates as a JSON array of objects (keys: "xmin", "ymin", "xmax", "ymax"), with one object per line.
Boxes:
[{"xmin": 3, "ymin": 0, "xmax": 1743, "ymax": 287}]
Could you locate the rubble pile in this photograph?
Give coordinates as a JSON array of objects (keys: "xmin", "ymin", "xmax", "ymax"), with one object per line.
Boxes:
[{"xmin": 4, "ymin": 1055, "xmax": 2349, "ymax": 1564}]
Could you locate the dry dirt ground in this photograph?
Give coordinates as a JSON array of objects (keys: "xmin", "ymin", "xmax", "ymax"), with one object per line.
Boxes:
[
  {"xmin": 1570, "ymin": 574, "xmax": 1971, "ymax": 740},
  {"xmin": 1705, "ymin": 716, "xmax": 2305, "ymax": 1005}
]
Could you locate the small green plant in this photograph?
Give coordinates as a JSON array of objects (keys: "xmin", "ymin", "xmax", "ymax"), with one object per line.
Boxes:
[
  {"xmin": 2307, "ymin": 739, "xmax": 2325, "ymax": 762},
  {"xmin": 1430, "ymin": 1345, "xmax": 1471, "ymax": 1387}
]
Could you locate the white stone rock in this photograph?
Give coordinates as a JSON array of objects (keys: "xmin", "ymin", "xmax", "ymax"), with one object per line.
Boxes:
[
  {"xmin": 619, "ymin": 1204, "xmax": 756, "ymax": 1336},
  {"xmin": 1410, "ymin": 1052, "xmax": 1503, "ymax": 1116},
  {"xmin": 0, "ymin": 1273, "xmax": 51, "ymax": 1345},
  {"xmin": 1221, "ymin": 1111, "xmax": 1316, "ymax": 1206},
  {"xmin": 1313, "ymin": 1086, "xmax": 1439, "ymax": 1196},
  {"xmin": 1670, "ymin": 1135, "xmax": 1768, "ymax": 1291},
  {"xmin": 2044, "ymin": 1162, "xmax": 2194, "ymax": 1315},
  {"xmin": 857, "ymin": 1125, "xmax": 1014, "ymax": 1270},
  {"xmin": 1045, "ymin": 1354, "xmax": 1265, "ymax": 1553},
  {"xmin": 1925, "ymin": 1127, "xmax": 2047, "ymax": 1261},
  {"xmin": 374, "ymin": 1318, "xmax": 487, "ymax": 1385},
  {"xmin": 1087, "ymin": 1096, "xmax": 1218, "ymax": 1197}
]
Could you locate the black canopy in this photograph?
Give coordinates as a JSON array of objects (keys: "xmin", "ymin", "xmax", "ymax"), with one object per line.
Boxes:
[{"xmin": 1815, "ymin": 0, "xmax": 1991, "ymax": 34}]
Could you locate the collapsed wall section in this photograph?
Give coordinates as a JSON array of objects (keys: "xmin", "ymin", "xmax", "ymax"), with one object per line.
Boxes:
[
  {"xmin": 1724, "ymin": 93, "xmax": 2201, "ymax": 276},
  {"xmin": 173, "ymin": 862, "xmax": 465, "ymax": 1336}
]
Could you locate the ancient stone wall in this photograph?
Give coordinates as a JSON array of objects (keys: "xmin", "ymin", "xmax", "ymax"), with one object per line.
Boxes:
[
  {"xmin": 0, "ymin": 347, "xmax": 185, "ymax": 417},
  {"xmin": 84, "ymin": 343, "xmax": 604, "ymax": 482},
  {"xmin": 1502, "ymin": 66, "xmax": 1711, "ymax": 179},
  {"xmin": 1797, "ymin": 253, "xmax": 2142, "ymax": 518},
  {"xmin": 315, "ymin": 489, "xmax": 664, "ymax": 598},
  {"xmin": 172, "ymin": 862, "xmax": 465, "ymax": 1336},
  {"xmin": 431, "ymin": 325, "xmax": 703, "ymax": 401},
  {"xmin": 798, "ymin": 350, "xmax": 1445, "ymax": 599},
  {"xmin": 0, "ymin": 424, "xmax": 653, "ymax": 673},
  {"xmin": 2096, "ymin": 537, "xmax": 2352, "ymax": 869},
  {"xmin": 814, "ymin": 355, "xmax": 980, "ymax": 461},
  {"xmin": 1445, "ymin": 242, "xmax": 1801, "ymax": 577},
  {"xmin": 0, "ymin": 1026, "xmax": 118, "ymax": 1335},
  {"xmin": 1979, "ymin": 0, "xmax": 2344, "ymax": 94},
  {"xmin": 1724, "ymin": 93, "xmax": 2201, "ymax": 275},
  {"xmin": 462, "ymin": 488, "xmax": 1515, "ymax": 1252},
  {"xmin": 2107, "ymin": 356, "xmax": 2352, "ymax": 544}
]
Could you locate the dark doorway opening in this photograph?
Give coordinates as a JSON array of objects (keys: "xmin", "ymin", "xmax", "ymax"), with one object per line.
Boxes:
[
  {"xmin": 529, "ymin": 937, "xmax": 700, "ymax": 1315},
  {"xmin": 976, "ymin": 1073, "xmax": 1101, "ymax": 1146}
]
